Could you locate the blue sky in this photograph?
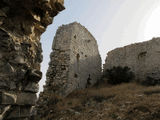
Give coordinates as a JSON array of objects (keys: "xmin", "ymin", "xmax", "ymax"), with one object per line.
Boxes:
[{"xmin": 39, "ymin": 0, "xmax": 160, "ymax": 92}]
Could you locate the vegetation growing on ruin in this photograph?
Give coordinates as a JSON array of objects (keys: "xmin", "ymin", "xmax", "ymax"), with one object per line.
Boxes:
[
  {"xmin": 142, "ymin": 76, "xmax": 160, "ymax": 86},
  {"xmin": 103, "ymin": 66, "xmax": 135, "ymax": 85},
  {"xmin": 35, "ymin": 83, "xmax": 160, "ymax": 120}
]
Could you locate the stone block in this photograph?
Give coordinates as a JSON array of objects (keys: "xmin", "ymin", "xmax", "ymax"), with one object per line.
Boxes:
[
  {"xmin": 16, "ymin": 93, "xmax": 37, "ymax": 105},
  {"xmin": 1, "ymin": 92, "xmax": 36, "ymax": 105},
  {"xmin": 7, "ymin": 106, "xmax": 31, "ymax": 119},
  {"xmin": 24, "ymin": 82, "xmax": 39, "ymax": 93},
  {"xmin": 28, "ymin": 69, "xmax": 42, "ymax": 82}
]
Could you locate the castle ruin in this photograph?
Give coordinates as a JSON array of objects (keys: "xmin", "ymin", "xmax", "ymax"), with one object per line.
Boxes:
[
  {"xmin": 0, "ymin": 0, "xmax": 64, "ymax": 119},
  {"xmin": 104, "ymin": 38, "xmax": 160, "ymax": 83},
  {"xmin": 43, "ymin": 22, "xmax": 102, "ymax": 96},
  {"xmin": 1, "ymin": 0, "xmax": 160, "ymax": 119}
]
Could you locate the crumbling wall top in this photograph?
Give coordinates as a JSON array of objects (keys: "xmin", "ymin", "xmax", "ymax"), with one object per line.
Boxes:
[{"xmin": 0, "ymin": 0, "xmax": 65, "ymax": 36}]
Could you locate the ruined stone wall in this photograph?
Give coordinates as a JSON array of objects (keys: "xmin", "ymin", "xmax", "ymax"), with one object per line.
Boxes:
[
  {"xmin": 104, "ymin": 38, "xmax": 160, "ymax": 82},
  {"xmin": 43, "ymin": 22, "xmax": 101, "ymax": 97},
  {"xmin": 0, "ymin": 0, "xmax": 64, "ymax": 119}
]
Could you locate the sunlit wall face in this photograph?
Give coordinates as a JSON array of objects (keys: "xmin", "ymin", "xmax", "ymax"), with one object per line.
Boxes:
[{"xmin": 39, "ymin": 0, "xmax": 160, "ymax": 93}]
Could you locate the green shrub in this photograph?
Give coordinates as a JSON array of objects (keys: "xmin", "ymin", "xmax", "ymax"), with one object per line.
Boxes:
[
  {"xmin": 142, "ymin": 76, "xmax": 160, "ymax": 86},
  {"xmin": 103, "ymin": 66, "xmax": 134, "ymax": 85}
]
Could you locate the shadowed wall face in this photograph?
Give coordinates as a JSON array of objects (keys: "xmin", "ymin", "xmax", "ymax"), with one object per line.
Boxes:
[
  {"xmin": 0, "ymin": 0, "xmax": 64, "ymax": 119},
  {"xmin": 43, "ymin": 22, "xmax": 101, "ymax": 97}
]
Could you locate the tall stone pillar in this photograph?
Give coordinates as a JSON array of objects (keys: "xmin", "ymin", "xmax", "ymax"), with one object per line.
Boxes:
[
  {"xmin": 36, "ymin": 22, "xmax": 101, "ymax": 119},
  {"xmin": 0, "ymin": 0, "xmax": 64, "ymax": 119},
  {"xmin": 44, "ymin": 22, "xmax": 102, "ymax": 96}
]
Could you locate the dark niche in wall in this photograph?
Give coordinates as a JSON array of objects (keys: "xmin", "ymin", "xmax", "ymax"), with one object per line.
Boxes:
[
  {"xmin": 74, "ymin": 73, "xmax": 78, "ymax": 78},
  {"xmin": 76, "ymin": 53, "xmax": 80, "ymax": 61},
  {"xmin": 138, "ymin": 51, "xmax": 147, "ymax": 59}
]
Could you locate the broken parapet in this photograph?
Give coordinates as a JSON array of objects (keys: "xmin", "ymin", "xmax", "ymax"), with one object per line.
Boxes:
[
  {"xmin": 0, "ymin": 0, "xmax": 64, "ymax": 119},
  {"xmin": 43, "ymin": 22, "xmax": 102, "ymax": 96},
  {"xmin": 104, "ymin": 38, "xmax": 160, "ymax": 83}
]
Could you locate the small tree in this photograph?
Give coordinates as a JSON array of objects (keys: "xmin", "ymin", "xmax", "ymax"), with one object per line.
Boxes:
[{"xmin": 103, "ymin": 66, "xmax": 134, "ymax": 85}]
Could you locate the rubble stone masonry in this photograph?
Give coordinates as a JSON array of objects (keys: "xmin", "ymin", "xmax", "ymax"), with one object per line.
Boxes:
[
  {"xmin": 0, "ymin": 0, "xmax": 64, "ymax": 119},
  {"xmin": 104, "ymin": 38, "xmax": 160, "ymax": 83},
  {"xmin": 43, "ymin": 22, "xmax": 102, "ymax": 97}
]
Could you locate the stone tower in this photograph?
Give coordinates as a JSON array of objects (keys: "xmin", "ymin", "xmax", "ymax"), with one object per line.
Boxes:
[{"xmin": 44, "ymin": 22, "xmax": 102, "ymax": 96}]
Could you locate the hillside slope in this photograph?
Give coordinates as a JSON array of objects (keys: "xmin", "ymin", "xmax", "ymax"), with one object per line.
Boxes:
[{"xmin": 36, "ymin": 83, "xmax": 160, "ymax": 120}]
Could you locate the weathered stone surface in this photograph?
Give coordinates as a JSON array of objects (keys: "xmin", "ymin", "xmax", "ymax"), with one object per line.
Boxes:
[
  {"xmin": 7, "ymin": 106, "xmax": 31, "ymax": 119},
  {"xmin": 0, "ymin": 105, "xmax": 32, "ymax": 120},
  {"xmin": 0, "ymin": 92, "xmax": 17, "ymax": 105},
  {"xmin": 44, "ymin": 22, "xmax": 102, "ymax": 96},
  {"xmin": 36, "ymin": 23, "xmax": 102, "ymax": 119},
  {"xmin": 0, "ymin": 0, "xmax": 64, "ymax": 119},
  {"xmin": 16, "ymin": 93, "xmax": 37, "ymax": 106},
  {"xmin": 1, "ymin": 92, "xmax": 36, "ymax": 105},
  {"xmin": 24, "ymin": 82, "xmax": 39, "ymax": 93},
  {"xmin": 104, "ymin": 38, "xmax": 160, "ymax": 83},
  {"xmin": 0, "ymin": 105, "xmax": 11, "ymax": 120}
]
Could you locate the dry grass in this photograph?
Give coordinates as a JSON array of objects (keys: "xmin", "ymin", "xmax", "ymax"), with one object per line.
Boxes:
[{"xmin": 37, "ymin": 83, "xmax": 160, "ymax": 120}]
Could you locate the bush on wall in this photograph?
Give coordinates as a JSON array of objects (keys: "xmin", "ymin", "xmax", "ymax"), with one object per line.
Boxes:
[
  {"xmin": 103, "ymin": 66, "xmax": 135, "ymax": 85},
  {"xmin": 142, "ymin": 76, "xmax": 160, "ymax": 86}
]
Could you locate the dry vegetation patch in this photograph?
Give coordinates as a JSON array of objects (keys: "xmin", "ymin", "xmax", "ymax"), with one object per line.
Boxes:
[{"xmin": 36, "ymin": 83, "xmax": 160, "ymax": 120}]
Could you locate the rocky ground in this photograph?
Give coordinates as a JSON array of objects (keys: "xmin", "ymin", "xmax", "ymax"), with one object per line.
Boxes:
[{"xmin": 36, "ymin": 83, "xmax": 160, "ymax": 120}]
